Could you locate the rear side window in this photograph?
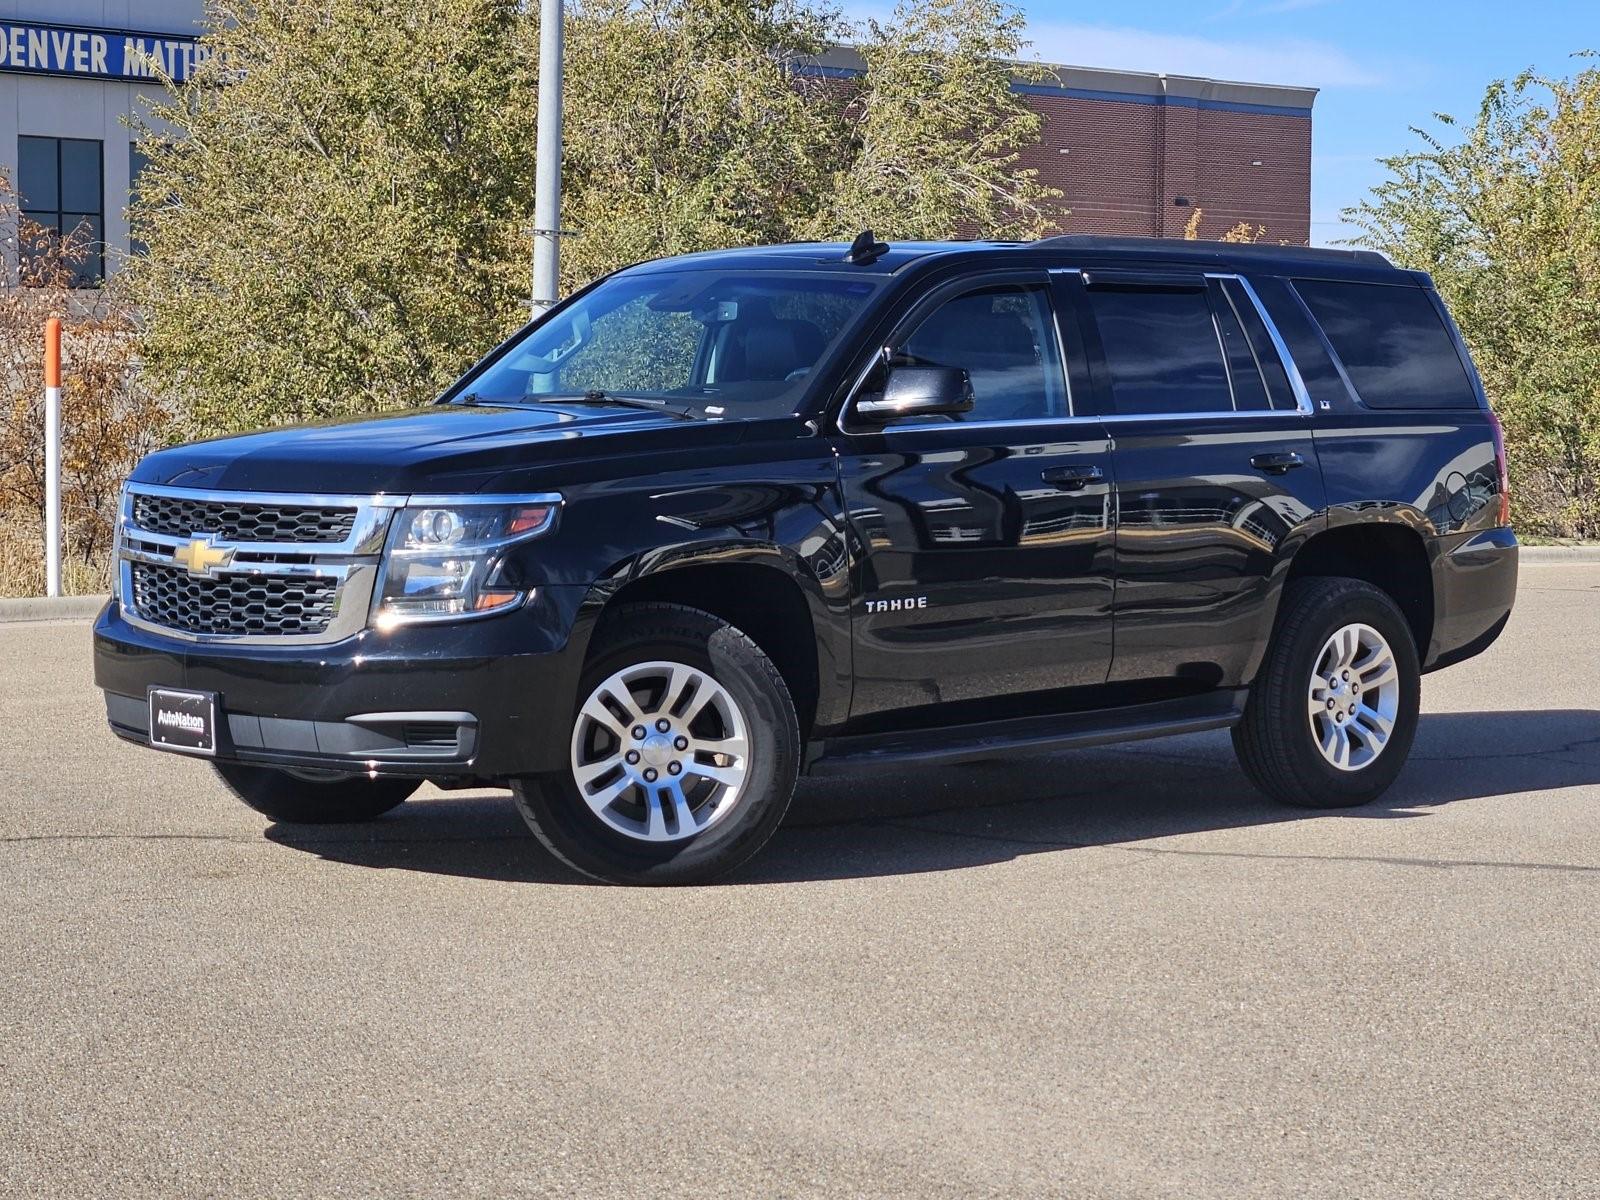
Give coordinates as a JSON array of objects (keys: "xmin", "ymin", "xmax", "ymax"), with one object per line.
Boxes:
[
  {"xmin": 1084, "ymin": 286, "xmax": 1233, "ymax": 415},
  {"xmin": 1294, "ymin": 280, "xmax": 1477, "ymax": 410}
]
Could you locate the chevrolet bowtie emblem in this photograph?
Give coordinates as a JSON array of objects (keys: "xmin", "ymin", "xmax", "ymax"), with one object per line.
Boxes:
[{"xmin": 171, "ymin": 537, "xmax": 233, "ymax": 577}]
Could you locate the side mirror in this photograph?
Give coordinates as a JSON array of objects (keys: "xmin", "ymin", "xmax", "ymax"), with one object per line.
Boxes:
[{"xmin": 854, "ymin": 365, "xmax": 975, "ymax": 423}]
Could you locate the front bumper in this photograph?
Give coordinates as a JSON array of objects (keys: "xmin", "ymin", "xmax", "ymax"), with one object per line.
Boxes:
[{"xmin": 93, "ymin": 587, "xmax": 591, "ymax": 778}]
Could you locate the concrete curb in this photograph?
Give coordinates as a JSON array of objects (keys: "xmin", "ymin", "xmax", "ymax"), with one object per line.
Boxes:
[
  {"xmin": 0, "ymin": 595, "xmax": 109, "ymax": 623},
  {"xmin": 1520, "ymin": 546, "xmax": 1600, "ymax": 563}
]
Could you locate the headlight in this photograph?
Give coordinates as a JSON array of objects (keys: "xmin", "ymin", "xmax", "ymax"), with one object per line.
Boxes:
[{"xmin": 374, "ymin": 494, "xmax": 559, "ymax": 628}]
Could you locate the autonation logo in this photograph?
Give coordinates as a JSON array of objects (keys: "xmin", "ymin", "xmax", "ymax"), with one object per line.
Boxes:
[{"xmin": 156, "ymin": 708, "xmax": 205, "ymax": 733}]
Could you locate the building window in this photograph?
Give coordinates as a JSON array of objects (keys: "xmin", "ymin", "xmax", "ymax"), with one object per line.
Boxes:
[
  {"xmin": 129, "ymin": 144, "xmax": 151, "ymax": 258},
  {"xmin": 17, "ymin": 135, "xmax": 104, "ymax": 286}
]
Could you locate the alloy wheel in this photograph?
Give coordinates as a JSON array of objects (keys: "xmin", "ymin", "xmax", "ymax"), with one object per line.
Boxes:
[
  {"xmin": 1307, "ymin": 622, "xmax": 1401, "ymax": 772},
  {"xmin": 570, "ymin": 660, "xmax": 751, "ymax": 842}
]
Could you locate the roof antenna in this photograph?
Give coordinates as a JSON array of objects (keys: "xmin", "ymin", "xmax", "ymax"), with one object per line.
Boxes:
[{"xmin": 844, "ymin": 229, "xmax": 890, "ymax": 265}]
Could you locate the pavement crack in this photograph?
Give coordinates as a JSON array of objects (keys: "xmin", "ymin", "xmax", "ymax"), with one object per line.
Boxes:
[
  {"xmin": 878, "ymin": 819, "xmax": 1600, "ymax": 875},
  {"xmin": 0, "ymin": 832, "xmax": 255, "ymax": 845}
]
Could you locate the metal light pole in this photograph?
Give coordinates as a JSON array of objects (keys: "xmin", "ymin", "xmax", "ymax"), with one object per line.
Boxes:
[
  {"xmin": 530, "ymin": 0, "xmax": 564, "ymax": 316},
  {"xmin": 43, "ymin": 317, "xmax": 62, "ymax": 598}
]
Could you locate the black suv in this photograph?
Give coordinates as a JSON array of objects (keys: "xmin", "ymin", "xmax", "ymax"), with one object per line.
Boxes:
[{"xmin": 94, "ymin": 234, "xmax": 1518, "ymax": 883}]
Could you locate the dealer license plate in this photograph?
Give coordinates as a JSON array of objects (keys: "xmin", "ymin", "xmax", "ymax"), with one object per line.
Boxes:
[{"xmin": 147, "ymin": 687, "xmax": 218, "ymax": 756}]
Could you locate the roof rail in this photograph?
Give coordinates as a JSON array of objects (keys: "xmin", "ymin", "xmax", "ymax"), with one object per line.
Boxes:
[{"xmin": 1032, "ymin": 234, "xmax": 1392, "ymax": 269}]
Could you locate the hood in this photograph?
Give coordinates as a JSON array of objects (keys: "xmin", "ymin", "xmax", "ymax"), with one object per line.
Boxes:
[{"xmin": 129, "ymin": 403, "xmax": 750, "ymax": 495}]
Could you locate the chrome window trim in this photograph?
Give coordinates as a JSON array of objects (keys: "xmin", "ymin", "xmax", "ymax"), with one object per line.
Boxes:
[
  {"xmin": 116, "ymin": 484, "xmax": 563, "ymax": 644},
  {"xmin": 834, "ymin": 267, "xmax": 1315, "ymax": 435},
  {"xmin": 1211, "ymin": 273, "xmax": 1315, "ymax": 416}
]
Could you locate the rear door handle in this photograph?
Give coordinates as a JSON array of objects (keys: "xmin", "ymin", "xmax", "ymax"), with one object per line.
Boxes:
[
  {"xmin": 1250, "ymin": 451, "xmax": 1307, "ymax": 475},
  {"xmin": 1040, "ymin": 464, "xmax": 1105, "ymax": 491}
]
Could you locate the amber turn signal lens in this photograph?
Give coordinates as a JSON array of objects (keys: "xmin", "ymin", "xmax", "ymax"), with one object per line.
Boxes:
[
  {"xmin": 506, "ymin": 506, "xmax": 553, "ymax": 536},
  {"xmin": 473, "ymin": 590, "xmax": 522, "ymax": 611}
]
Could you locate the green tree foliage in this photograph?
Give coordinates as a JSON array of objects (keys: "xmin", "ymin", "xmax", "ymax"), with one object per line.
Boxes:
[
  {"xmin": 128, "ymin": 0, "xmax": 541, "ymax": 434},
  {"xmin": 1346, "ymin": 58, "xmax": 1600, "ymax": 539},
  {"xmin": 129, "ymin": 0, "xmax": 1054, "ymax": 433},
  {"xmin": 801, "ymin": 0, "xmax": 1052, "ymax": 241}
]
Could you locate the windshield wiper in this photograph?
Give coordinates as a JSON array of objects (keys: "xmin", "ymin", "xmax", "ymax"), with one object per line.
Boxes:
[{"xmin": 539, "ymin": 390, "xmax": 697, "ymax": 418}]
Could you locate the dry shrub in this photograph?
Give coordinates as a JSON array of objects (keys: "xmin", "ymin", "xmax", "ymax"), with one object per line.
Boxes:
[{"xmin": 1, "ymin": 172, "xmax": 172, "ymax": 597}]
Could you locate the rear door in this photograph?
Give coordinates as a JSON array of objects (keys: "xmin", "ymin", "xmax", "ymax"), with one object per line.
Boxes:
[
  {"xmin": 835, "ymin": 269, "xmax": 1116, "ymax": 721},
  {"xmin": 1064, "ymin": 268, "xmax": 1326, "ymax": 689}
]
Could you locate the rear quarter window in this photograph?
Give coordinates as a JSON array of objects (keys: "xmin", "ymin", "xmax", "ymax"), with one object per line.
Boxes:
[{"xmin": 1294, "ymin": 279, "xmax": 1478, "ymax": 410}]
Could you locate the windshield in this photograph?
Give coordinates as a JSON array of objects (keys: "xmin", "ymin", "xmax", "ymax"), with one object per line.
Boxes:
[{"xmin": 457, "ymin": 269, "xmax": 881, "ymax": 417}]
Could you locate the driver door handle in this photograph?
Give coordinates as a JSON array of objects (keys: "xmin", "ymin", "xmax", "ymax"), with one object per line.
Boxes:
[
  {"xmin": 1250, "ymin": 451, "xmax": 1307, "ymax": 475},
  {"xmin": 1040, "ymin": 464, "xmax": 1105, "ymax": 491}
]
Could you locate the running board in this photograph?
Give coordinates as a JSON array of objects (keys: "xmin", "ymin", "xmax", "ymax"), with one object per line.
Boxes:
[{"xmin": 804, "ymin": 689, "xmax": 1247, "ymax": 776}]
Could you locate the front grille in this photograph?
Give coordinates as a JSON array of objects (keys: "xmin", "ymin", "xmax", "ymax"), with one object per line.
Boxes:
[
  {"xmin": 131, "ymin": 494, "xmax": 357, "ymax": 544},
  {"xmin": 130, "ymin": 563, "xmax": 338, "ymax": 637}
]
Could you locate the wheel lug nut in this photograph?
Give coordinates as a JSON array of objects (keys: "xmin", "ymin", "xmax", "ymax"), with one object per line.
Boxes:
[
  {"xmin": 625, "ymin": 750, "xmax": 640, "ymax": 765},
  {"xmin": 667, "ymin": 762, "xmax": 682, "ymax": 776},
  {"xmin": 1342, "ymin": 670, "xmax": 1350, "ymax": 680},
  {"xmin": 643, "ymin": 768, "xmax": 657, "ymax": 782},
  {"xmin": 1335, "ymin": 712, "xmax": 1344, "ymax": 722},
  {"xmin": 632, "ymin": 726, "xmax": 646, "ymax": 740},
  {"xmin": 1327, "ymin": 698, "xmax": 1336, "ymax": 709},
  {"xmin": 674, "ymin": 736, "xmax": 688, "ymax": 751},
  {"xmin": 656, "ymin": 718, "xmax": 671, "ymax": 732}
]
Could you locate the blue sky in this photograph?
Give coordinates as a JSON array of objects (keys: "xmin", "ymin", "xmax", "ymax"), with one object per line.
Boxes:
[{"xmin": 868, "ymin": 1, "xmax": 1592, "ymax": 245}]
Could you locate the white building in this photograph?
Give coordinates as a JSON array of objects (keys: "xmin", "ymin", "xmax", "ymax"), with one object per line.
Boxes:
[{"xmin": 1, "ymin": 0, "xmax": 205, "ymax": 280}]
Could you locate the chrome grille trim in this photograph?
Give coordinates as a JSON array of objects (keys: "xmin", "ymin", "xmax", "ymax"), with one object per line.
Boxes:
[{"xmin": 117, "ymin": 484, "xmax": 403, "ymax": 645}]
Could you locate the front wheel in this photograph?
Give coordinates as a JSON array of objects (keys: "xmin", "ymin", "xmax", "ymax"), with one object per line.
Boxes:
[
  {"xmin": 214, "ymin": 763, "xmax": 418, "ymax": 824},
  {"xmin": 513, "ymin": 603, "xmax": 800, "ymax": 885},
  {"xmin": 1233, "ymin": 577, "xmax": 1421, "ymax": 808}
]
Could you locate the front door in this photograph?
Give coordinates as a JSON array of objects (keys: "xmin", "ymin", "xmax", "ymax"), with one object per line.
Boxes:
[
  {"xmin": 1066, "ymin": 269, "xmax": 1327, "ymax": 688},
  {"xmin": 834, "ymin": 272, "xmax": 1116, "ymax": 722}
]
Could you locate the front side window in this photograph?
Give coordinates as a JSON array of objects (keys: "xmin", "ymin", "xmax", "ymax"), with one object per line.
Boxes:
[
  {"xmin": 461, "ymin": 270, "xmax": 881, "ymax": 418},
  {"xmin": 17, "ymin": 136, "xmax": 104, "ymax": 286},
  {"xmin": 887, "ymin": 282, "xmax": 1068, "ymax": 422}
]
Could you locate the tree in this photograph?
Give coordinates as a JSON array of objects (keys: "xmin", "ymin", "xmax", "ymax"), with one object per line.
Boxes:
[
  {"xmin": 797, "ymin": 0, "xmax": 1056, "ymax": 242},
  {"xmin": 127, "ymin": 0, "xmax": 541, "ymax": 435},
  {"xmin": 129, "ymin": 0, "xmax": 1054, "ymax": 434},
  {"xmin": 1346, "ymin": 58, "xmax": 1600, "ymax": 539},
  {"xmin": 555, "ymin": 0, "xmax": 841, "ymax": 287},
  {"xmin": 0, "ymin": 174, "xmax": 168, "ymax": 595}
]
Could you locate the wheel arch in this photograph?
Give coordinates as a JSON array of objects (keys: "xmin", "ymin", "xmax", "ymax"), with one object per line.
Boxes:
[
  {"xmin": 575, "ymin": 546, "xmax": 849, "ymax": 738},
  {"xmin": 1280, "ymin": 520, "xmax": 1436, "ymax": 665}
]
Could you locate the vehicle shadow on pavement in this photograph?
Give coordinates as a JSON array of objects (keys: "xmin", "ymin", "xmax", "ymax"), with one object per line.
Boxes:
[{"xmin": 262, "ymin": 708, "xmax": 1600, "ymax": 885}]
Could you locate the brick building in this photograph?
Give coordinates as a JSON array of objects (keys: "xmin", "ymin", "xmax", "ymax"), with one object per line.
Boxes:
[{"xmin": 811, "ymin": 50, "xmax": 1316, "ymax": 246}]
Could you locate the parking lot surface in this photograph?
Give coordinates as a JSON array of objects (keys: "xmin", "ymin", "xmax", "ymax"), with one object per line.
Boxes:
[{"xmin": 2, "ymin": 562, "xmax": 1597, "ymax": 1198}]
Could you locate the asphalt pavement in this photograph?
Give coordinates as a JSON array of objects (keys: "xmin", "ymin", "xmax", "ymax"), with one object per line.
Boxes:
[{"xmin": 2, "ymin": 562, "xmax": 1597, "ymax": 1198}]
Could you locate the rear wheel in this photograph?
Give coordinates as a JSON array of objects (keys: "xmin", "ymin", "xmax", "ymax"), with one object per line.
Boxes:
[
  {"xmin": 214, "ymin": 763, "xmax": 418, "ymax": 824},
  {"xmin": 1233, "ymin": 577, "xmax": 1421, "ymax": 808},
  {"xmin": 513, "ymin": 603, "xmax": 800, "ymax": 885}
]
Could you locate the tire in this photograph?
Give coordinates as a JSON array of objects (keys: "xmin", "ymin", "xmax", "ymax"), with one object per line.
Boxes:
[
  {"xmin": 513, "ymin": 602, "xmax": 800, "ymax": 885},
  {"xmin": 214, "ymin": 763, "xmax": 418, "ymax": 824},
  {"xmin": 1232, "ymin": 577, "xmax": 1421, "ymax": 809}
]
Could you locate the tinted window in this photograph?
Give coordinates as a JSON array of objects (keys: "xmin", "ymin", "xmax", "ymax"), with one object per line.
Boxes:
[
  {"xmin": 893, "ymin": 283, "xmax": 1066, "ymax": 421},
  {"xmin": 1211, "ymin": 282, "xmax": 1271, "ymax": 412},
  {"xmin": 1086, "ymin": 286, "xmax": 1232, "ymax": 415},
  {"xmin": 1295, "ymin": 279, "xmax": 1477, "ymax": 410},
  {"xmin": 1221, "ymin": 279, "xmax": 1297, "ymax": 410}
]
